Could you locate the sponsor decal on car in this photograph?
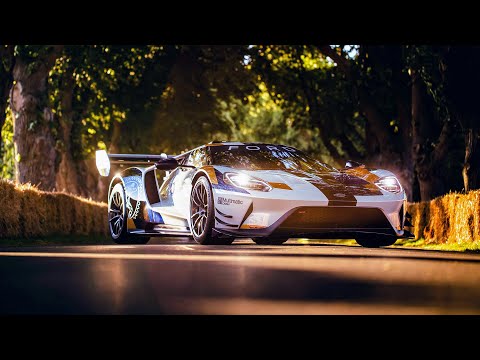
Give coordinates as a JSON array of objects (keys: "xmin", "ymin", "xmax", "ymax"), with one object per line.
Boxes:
[
  {"xmin": 240, "ymin": 213, "xmax": 269, "ymax": 229},
  {"xmin": 226, "ymin": 145, "xmax": 297, "ymax": 152},
  {"xmin": 217, "ymin": 197, "xmax": 244, "ymax": 205}
]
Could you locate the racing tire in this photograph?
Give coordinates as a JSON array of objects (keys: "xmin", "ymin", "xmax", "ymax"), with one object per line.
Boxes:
[
  {"xmin": 108, "ymin": 183, "xmax": 150, "ymax": 245},
  {"xmin": 190, "ymin": 176, "xmax": 234, "ymax": 245},
  {"xmin": 355, "ymin": 235, "xmax": 397, "ymax": 248},
  {"xmin": 253, "ymin": 237, "xmax": 289, "ymax": 245}
]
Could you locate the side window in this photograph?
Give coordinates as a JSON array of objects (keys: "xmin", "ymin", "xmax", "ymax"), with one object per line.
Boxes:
[
  {"xmin": 185, "ymin": 148, "xmax": 210, "ymax": 168},
  {"xmin": 159, "ymin": 168, "xmax": 179, "ymax": 203},
  {"xmin": 185, "ymin": 151, "xmax": 196, "ymax": 167}
]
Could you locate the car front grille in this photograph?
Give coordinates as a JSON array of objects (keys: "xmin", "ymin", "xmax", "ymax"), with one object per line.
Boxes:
[{"xmin": 279, "ymin": 206, "xmax": 392, "ymax": 230}]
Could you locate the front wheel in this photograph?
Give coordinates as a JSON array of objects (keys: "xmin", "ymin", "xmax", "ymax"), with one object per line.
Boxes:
[
  {"xmin": 355, "ymin": 235, "xmax": 397, "ymax": 248},
  {"xmin": 190, "ymin": 176, "xmax": 233, "ymax": 245},
  {"xmin": 253, "ymin": 237, "xmax": 289, "ymax": 245}
]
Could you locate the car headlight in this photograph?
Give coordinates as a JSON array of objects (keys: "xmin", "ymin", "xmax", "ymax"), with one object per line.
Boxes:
[
  {"xmin": 224, "ymin": 172, "xmax": 272, "ymax": 192},
  {"xmin": 375, "ymin": 176, "xmax": 402, "ymax": 193}
]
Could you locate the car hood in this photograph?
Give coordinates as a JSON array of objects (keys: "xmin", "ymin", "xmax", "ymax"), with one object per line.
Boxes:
[{"xmin": 215, "ymin": 166, "xmax": 383, "ymax": 197}]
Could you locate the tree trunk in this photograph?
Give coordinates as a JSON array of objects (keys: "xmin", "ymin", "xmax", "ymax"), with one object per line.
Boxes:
[
  {"xmin": 0, "ymin": 45, "xmax": 15, "ymax": 149},
  {"xmin": 10, "ymin": 45, "xmax": 63, "ymax": 191},
  {"xmin": 55, "ymin": 70, "xmax": 80, "ymax": 194},
  {"xmin": 109, "ymin": 120, "xmax": 122, "ymax": 154},
  {"xmin": 463, "ymin": 127, "xmax": 480, "ymax": 191},
  {"xmin": 411, "ymin": 69, "xmax": 433, "ymax": 201},
  {"xmin": 411, "ymin": 69, "xmax": 451, "ymax": 201},
  {"xmin": 396, "ymin": 94, "xmax": 414, "ymax": 201},
  {"xmin": 357, "ymin": 89, "xmax": 399, "ymax": 158}
]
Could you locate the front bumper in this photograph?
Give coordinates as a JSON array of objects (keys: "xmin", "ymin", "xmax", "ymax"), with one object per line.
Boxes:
[
  {"xmin": 214, "ymin": 205, "xmax": 405, "ymax": 239},
  {"xmin": 212, "ymin": 184, "xmax": 407, "ymax": 237}
]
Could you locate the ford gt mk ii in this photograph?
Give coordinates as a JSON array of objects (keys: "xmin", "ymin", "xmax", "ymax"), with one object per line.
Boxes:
[{"xmin": 96, "ymin": 142, "xmax": 411, "ymax": 247}]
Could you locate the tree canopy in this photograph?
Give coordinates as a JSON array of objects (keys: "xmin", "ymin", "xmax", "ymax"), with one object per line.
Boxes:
[{"xmin": 0, "ymin": 44, "xmax": 478, "ymax": 202}]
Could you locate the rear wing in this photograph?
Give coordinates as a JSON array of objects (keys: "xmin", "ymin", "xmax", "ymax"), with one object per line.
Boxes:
[{"xmin": 95, "ymin": 150, "xmax": 174, "ymax": 177}]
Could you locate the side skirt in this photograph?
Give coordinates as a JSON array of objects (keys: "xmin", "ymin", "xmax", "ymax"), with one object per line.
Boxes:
[{"xmin": 129, "ymin": 224, "xmax": 192, "ymax": 237}]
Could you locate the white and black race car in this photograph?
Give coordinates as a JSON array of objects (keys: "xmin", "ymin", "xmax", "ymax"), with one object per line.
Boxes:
[{"xmin": 96, "ymin": 141, "xmax": 412, "ymax": 247}]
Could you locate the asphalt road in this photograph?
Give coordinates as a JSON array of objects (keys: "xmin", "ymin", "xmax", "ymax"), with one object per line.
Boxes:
[{"xmin": 1, "ymin": 238, "xmax": 480, "ymax": 314}]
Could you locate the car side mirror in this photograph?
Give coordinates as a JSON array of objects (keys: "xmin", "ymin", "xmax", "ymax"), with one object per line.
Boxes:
[
  {"xmin": 156, "ymin": 158, "xmax": 179, "ymax": 171},
  {"xmin": 345, "ymin": 160, "xmax": 364, "ymax": 169}
]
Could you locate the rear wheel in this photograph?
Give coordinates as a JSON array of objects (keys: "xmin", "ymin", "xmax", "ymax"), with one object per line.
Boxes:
[
  {"xmin": 108, "ymin": 183, "xmax": 150, "ymax": 245},
  {"xmin": 190, "ymin": 176, "xmax": 233, "ymax": 245},
  {"xmin": 253, "ymin": 237, "xmax": 289, "ymax": 245},
  {"xmin": 355, "ymin": 235, "xmax": 397, "ymax": 248}
]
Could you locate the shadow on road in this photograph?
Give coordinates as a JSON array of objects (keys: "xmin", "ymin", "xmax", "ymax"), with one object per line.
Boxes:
[{"xmin": 1, "ymin": 253, "xmax": 479, "ymax": 314}]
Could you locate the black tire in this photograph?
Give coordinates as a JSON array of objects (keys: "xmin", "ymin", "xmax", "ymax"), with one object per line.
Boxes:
[
  {"xmin": 190, "ymin": 176, "xmax": 233, "ymax": 245},
  {"xmin": 108, "ymin": 183, "xmax": 150, "ymax": 245},
  {"xmin": 355, "ymin": 234, "xmax": 397, "ymax": 248},
  {"xmin": 253, "ymin": 237, "xmax": 289, "ymax": 245}
]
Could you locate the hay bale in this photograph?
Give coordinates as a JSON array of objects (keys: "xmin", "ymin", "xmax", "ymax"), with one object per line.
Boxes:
[
  {"xmin": 90, "ymin": 200, "xmax": 108, "ymax": 236},
  {"xmin": 55, "ymin": 193, "xmax": 75, "ymax": 235},
  {"xmin": 3, "ymin": 176, "xmax": 478, "ymax": 246},
  {"xmin": 449, "ymin": 192, "xmax": 473, "ymax": 243},
  {"xmin": 406, "ymin": 202, "xmax": 418, "ymax": 238},
  {"xmin": 407, "ymin": 201, "xmax": 430, "ymax": 240},
  {"xmin": 411, "ymin": 190, "xmax": 480, "ymax": 245},
  {"xmin": 0, "ymin": 180, "xmax": 21, "ymax": 238},
  {"xmin": 0, "ymin": 179, "xmax": 108, "ymax": 240},
  {"xmin": 43, "ymin": 193, "xmax": 59, "ymax": 234},
  {"xmin": 19, "ymin": 185, "xmax": 47, "ymax": 238},
  {"xmin": 472, "ymin": 190, "xmax": 480, "ymax": 242},
  {"xmin": 424, "ymin": 196, "xmax": 449, "ymax": 243}
]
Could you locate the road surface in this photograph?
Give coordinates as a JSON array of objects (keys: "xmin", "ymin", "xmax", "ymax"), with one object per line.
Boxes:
[{"xmin": 1, "ymin": 238, "xmax": 479, "ymax": 314}]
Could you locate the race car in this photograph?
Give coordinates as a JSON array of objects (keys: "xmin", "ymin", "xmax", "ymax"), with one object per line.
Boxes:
[{"xmin": 95, "ymin": 141, "xmax": 412, "ymax": 247}]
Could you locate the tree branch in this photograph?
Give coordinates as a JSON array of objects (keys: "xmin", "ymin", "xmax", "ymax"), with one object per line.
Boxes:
[
  {"xmin": 433, "ymin": 119, "xmax": 453, "ymax": 164},
  {"xmin": 317, "ymin": 45, "xmax": 397, "ymax": 157},
  {"xmin": 317, "ymin": 46, "xmax": 350, "ymax": 73},
  {"xmin": 339, "ymin": 133, "xmax": 363, "ymax": 160}
]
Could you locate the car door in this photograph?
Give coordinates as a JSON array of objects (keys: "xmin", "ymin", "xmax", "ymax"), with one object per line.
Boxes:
[
  {"xmin": 172, "ymin": 148, "xmax": 212, "ymax": 218},
  {"xmin": 158, "ymin": 148, "xmax": 209, "ymax": 220}
]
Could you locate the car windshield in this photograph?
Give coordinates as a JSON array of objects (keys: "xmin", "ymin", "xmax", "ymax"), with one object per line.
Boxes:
[{"xmin": 210, "ymin": 144, "xmax": 336, "ymax": 172}]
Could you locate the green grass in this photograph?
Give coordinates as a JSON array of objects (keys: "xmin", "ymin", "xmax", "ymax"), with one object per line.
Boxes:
[
  {"xmin": 0, "ymin": 235, "xmax": 113, "ymax": 247},
  {"xmin": 394, "ymin": 238, "xmax": 480, "ymax": 253},
  {"xmin": 295, "ymin": 238, "xmax": 357, "ymax": 246},
  {"xmin": 300, "ymin": 238, "xmax": 480, "ymax": 253}
]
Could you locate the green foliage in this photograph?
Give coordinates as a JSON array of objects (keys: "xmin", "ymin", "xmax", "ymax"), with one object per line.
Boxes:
[
  {"xmin": 249, "ymin": 45, "xmax": 365, "ymax": 163},
  {"xmin": 118, "ymin": 46, "xmax": 257, "ymax": 155},
  {"xmin": 47, "ymin": 45, "xmax": 169, "ymax": 159},
  {"xmin": 0, "ymin": 109, "xmax": 14, "ymax": 179},
  {"xmin": 218, "ymin": 83, "xmax": 331, "ymax": 162},
  {"xmin": 406, "ymin": 45, "xmax": 451, "ymax": 121},
  {"xmin": 0, "ymin": 44, "xmax": 476, "ymax": 199},
  {"xmin": 44, "ymin": 45, "xmax": 257, "ymax": 158}
]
